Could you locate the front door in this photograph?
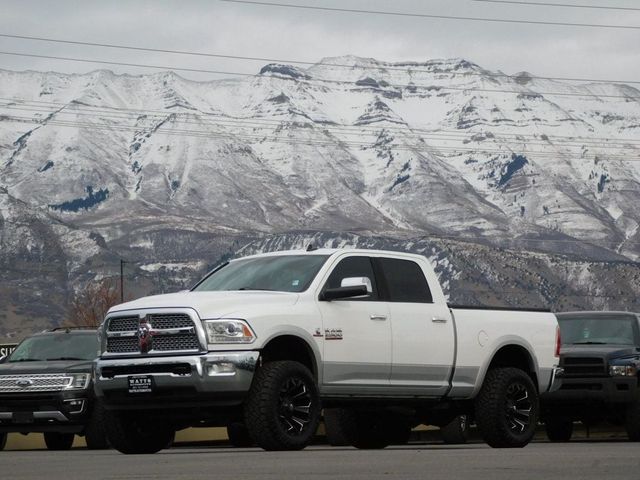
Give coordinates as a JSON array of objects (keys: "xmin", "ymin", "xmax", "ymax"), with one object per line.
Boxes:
[{"xmin": 316, "ymin": 255, "xmax": 391, "ymax": 394}]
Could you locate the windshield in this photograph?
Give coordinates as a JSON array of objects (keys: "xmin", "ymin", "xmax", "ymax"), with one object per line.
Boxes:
[
  {"xmin": 193, "ymin": 255, "xmax": 330, "ymax": 293},
  {"xmin": 558, "ymin": 314, "xmax": 640, "ymax": 346},
  {"xmin": 9, "ymin": 333, "xmax": 99, "ymax": 362}
]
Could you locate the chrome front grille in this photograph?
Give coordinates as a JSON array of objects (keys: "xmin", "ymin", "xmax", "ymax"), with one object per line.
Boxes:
[
  {"xmin": 0, "ymin": 374, "xmax": 73, "ymax": 393},
  {"xmin": 108, "ymin": 316, "xmax": 139, "ymax": 332},
  {"xmin": 105, "ymin": 312, "xmax": 201, "ymax": 355},
  {"xmin": 147, "ymin": 314, "xmax": 193, "ymax": 329}
]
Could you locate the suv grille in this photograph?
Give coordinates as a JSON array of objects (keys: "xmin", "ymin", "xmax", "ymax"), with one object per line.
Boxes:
[
  {"xmin": 105, "ymin": 312, "xmax": 201, "ymax": 355},
  {"xmin": 562, "ymin": 356, "xmax": 606, "ymax": 377},
  {"xmin": 0, "ymin": 374, "xmax": 75, "ymax": 393}
]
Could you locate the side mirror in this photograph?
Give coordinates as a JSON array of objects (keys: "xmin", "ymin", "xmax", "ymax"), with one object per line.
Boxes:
[
  {"xmin": 340, "ymin": 276, "xmax": 373, "ymax": 293},
  {"xmin": 320, "ymin": 285, "xmax": 368, "ymax": 301}
]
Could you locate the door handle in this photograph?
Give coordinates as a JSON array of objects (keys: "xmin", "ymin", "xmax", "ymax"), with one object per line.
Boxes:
[
  {"xmin": 432, "ymin": 317, "xmax": 448, "ymax": 323},
  {"xmin": 370, "ymin": 314, "xmax": 388, "ymax": 321}
]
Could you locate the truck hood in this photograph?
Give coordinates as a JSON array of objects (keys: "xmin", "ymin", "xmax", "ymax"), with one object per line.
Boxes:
[
  {"xmin": 0, "ymin": 359, "xmax": 93, "ymax": 375},
  {"xmin": 561, "ymin": 344, "xmax": 640, "ymax": 360},
  {"xmin": 109, "ymin": 290, "xmax": 300, "ymax": 319}
]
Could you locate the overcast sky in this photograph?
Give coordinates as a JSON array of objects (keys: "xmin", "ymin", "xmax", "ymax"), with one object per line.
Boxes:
[{"xmin": 1, "ymin": 0, "xmax": 639, "ymax": 84}]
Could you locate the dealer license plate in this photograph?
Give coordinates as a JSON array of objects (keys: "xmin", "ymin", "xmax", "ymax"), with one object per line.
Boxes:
[{"xmin": 128, "ymin": 375, "xmax": 153, "ymax": 394}]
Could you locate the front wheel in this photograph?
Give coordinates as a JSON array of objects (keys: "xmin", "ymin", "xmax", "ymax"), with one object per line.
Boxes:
[
  {"xmin": 226, "ymin": 421, "xmax": 253, "ymax": 447},
  {"xmin": 44, "ymin": 432, "xmax": 75, "ymax": 451},
  {"xmin": 545, "ymin": 417, "xmax": 573, "ymax": 442},
  {"xmin": 625, "ymin": 399, "xmax": 640, "ymax": 441},
  {"xmin": 475, "ymin": 367, "xmax": 539, "ymax": 448},
  {"xmin": 104, "ymin": 410, "xmax": 175, "ymax": 454},
  {"xmin": 244, "ymin": 361, "xmax": 321, "ymax": 451},
  {"xmin": 85, "ymin": 400, "xmax": 110, "ymax": 450},
  {"xmin": 440, "ymin": 415, "xmax": 469, "ymax": 444},
  {"xmin": 331, "ymin": 408, "xmax": 411, "ymax": 449}
]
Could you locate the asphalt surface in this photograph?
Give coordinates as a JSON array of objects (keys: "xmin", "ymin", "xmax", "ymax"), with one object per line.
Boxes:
[{"xmin": 2, "ymin": 441, "xmax": 640, "ymax": 480}]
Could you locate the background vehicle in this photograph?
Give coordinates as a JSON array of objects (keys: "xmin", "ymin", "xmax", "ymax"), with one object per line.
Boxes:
[
  {"xmin": 541, "ymin": 311, "xmax": 640, "ymax": 442},
  {"xmin": 0, "ymin": 328, "xmax": 108, "ymax": 451},
  {"xmin": 94, "ymin": 249, "xmax": 561, "ymax": 453}
]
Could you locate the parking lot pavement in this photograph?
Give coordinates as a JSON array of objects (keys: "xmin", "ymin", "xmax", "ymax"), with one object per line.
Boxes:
[{"xmin": 2, "ymin": 441, "xmax": 640, "ymax": 480}]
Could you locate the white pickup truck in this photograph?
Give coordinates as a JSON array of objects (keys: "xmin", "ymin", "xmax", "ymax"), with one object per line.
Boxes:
[{"xmin": 94, "ymin": 248, "xmax": 562, "ymax": 453}]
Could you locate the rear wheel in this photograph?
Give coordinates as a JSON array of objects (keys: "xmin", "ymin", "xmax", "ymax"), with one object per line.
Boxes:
[
  {"xmin": 104, "ymin": 410, "xmax": 175, "ymax": 454},
  {"xmin": 244, "ymin": 361, "xmax": 321, "ymax": 451},
  {"xmin": 475, "ymin": 367, "xmax": 539, "ymax": 448},
  {"xmin": 625, "ymin": 399, "xmax": 640, "ymax": 441},
  {"xmin": 44, "ymin": 432, "xmax": 75, "ymax": 451},
  {"xmin": 440, "ymin": 415, "xmax": 469, "ymax": 444},
  {"xmin": 545, "ymin": 417, "xmax": 573, "ymax": 442}
]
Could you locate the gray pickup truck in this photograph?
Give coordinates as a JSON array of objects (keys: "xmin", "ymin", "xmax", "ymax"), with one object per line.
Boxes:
[{"xmin": 541, "ymin": 311, "xmax": 640, "ymax": 441}]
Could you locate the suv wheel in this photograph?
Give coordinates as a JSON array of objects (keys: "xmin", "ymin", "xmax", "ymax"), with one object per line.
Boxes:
[
  {"xmin": 545, "ymin": 417, "xmax": 573, "ymax": 442},
  {"xmin": 44, "ymin": 432, "xmax": 75, "ymax": 450},
  {"xmin": 226, "ymin": 421, "xmax": 253, "ymax": 447},
  {"xmin": 475, "ymin": 367, "xmax": 539, "ymax": 448},
  {"xmin": 85, "ymin": 400, "xmax": 110, "ymax": 450},
  {"xmin": 331, "ymin": 408, "xmax": 411, "ymax": 449},
  {"xmin": 625, "ymin": 399, "xmax": 640, "ymax": 441},
  {"xmin": 441, "ymin": 415, "xmax": 469, "ymax": 444},
  {"xmin": 104, "ymin": 410, "xmax": 175, "ymax": 454},
  {"xmin": 244, "ymin": 361, "xmax": 321, "ymax": 451}
]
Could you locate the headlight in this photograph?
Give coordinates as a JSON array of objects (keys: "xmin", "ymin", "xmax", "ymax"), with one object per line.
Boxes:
[
  {"xmin": 68, "ymin": 373, "xmax": 90, "ymax": 389},
  {"xmin": 204, "ymin": 320, "xmax": 256, "ymax": 344},
  {"xmin": 609, "ymin": 365, "xmax": 637, "ymax": 377}
]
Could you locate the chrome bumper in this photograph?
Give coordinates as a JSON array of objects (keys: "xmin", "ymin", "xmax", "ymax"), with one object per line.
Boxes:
[
  {"xmin": 547, "ymin": 366, "xmax": 564, "ymax": 393},
  {"xmin": 94, "ymin": 351, "xmax": 259, "ymax": 397}
]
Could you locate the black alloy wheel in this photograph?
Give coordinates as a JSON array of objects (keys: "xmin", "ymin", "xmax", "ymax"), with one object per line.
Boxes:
[
  {"xmin": 505, "ymin": 382, "xmax": 534, "ymax": 434},
  {"xmin": 475, "ymin": 367, "xmax": 539, "ymax": 448},
  {"xmin": 278, "ymin": 377, "xmax": 313, "ymax": 435},
  {"xmin": 244, "ymin": 361, "xmax": 321, "ymax": 451}
]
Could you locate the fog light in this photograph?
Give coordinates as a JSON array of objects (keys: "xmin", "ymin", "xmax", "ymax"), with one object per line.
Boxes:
[
  {"xmin": 206, "ymin": 362, "xmax": 236, "ymax": 376},
  {"xmin": 609, "ymin": 365, "xmax": 637, "ymax": 377},
  {"xmin": 64, "ymin": 399, "xmax": 85, "ymax": 413}
]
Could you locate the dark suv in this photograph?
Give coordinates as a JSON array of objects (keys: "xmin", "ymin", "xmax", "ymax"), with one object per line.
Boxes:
[
  {"xmin": 0, "ymin": 328, "xmax": 108, "ymax": 450},
  {"xmin": 541, "ymin": 311, "xmax": 640, "ymax": 441}
]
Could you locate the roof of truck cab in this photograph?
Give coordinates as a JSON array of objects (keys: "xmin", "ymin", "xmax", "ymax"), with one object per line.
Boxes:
[{"xmin": 233, "ymin": 248, "xmax": 426, "ymax": 261}]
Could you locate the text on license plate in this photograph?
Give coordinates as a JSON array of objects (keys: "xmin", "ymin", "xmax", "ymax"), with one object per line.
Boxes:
[{"xmin": 128, "ymin": 375, "xmax": 153, "ymax": 393}]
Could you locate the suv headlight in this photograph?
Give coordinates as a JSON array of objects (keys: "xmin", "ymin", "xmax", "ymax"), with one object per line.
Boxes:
[
  {"xmin": 609, "ymin": 365, "xmax": 637, "ymax": 377},
  {"xmin": 67, "ymin": 373, "xmax": 90, "ymax": 389},
  {"xmin": 204, "ymin": 320, "xmax": 256, "ymax": 344}
]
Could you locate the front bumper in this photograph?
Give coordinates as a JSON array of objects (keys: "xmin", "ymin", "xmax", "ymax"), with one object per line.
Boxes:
[
  {"xmin": 542, "ymin": 375, "xmax": 638, "ymax": 404},
  {"xmin": 95, "ymin": 351, "xmax": 259, "ymax": 410},
  {"xmin": 0, "ymin": 390, "xmax": 91, "ymax": 434}
]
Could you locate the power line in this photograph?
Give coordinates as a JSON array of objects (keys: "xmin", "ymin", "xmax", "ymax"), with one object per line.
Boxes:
[
  {"xmin": 3, "ymin": 101, "xmax": 639, "ymax": 153},
  {"xmin": 1, "ymin": 32, "xmax": 639, "ymax": 85},
  {"xmin": 1, "ymin": 50, "xmax": 638, "ymax": 100},
  {"xmin": 4, "ymin": 113, "xmax": 638, "ymax": 162},
  {"xmin": 6, "ymin": 96, "xmax": 640, "ymax": 146},
  {"xmin": 219, "ymin": 0, "xmax": 640, "ymax": 30},
  {"xmin": 472, "ymin": 0, "xmax": 640, "ymax": 11}
]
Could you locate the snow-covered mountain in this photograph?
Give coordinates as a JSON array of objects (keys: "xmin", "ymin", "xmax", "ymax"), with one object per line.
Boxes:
[{"xmin": 1, "ymin": 56, "xmax": 640, "ymax": 339}]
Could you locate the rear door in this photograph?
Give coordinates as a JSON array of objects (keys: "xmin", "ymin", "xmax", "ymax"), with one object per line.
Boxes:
[
  {"xmin": 377, "ymin": 256, "xmax": 455, "ymax": 396},
  {"xmin": 316, "ymin": 255, "xmax": 391, "ymax": 393}
]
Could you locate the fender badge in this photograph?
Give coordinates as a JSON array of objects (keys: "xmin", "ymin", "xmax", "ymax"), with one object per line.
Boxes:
[
  {"xmin": 324, "ymin": 328, "xmax": 343, "ymax": 340},
  {"xmin": 313, "ymin": 328, "xmax": 323, "ymax": 337}
]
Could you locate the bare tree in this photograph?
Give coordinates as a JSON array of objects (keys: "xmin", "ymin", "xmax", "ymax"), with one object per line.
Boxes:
[{"xmin": 66, "ymin": 278, "xmax": 120, "ymax": 328}]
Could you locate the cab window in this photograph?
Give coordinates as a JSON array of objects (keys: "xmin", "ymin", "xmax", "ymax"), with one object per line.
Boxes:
[{"xmin": 379, "ymin": 258, "xmax": 433, "ymax": 303}]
